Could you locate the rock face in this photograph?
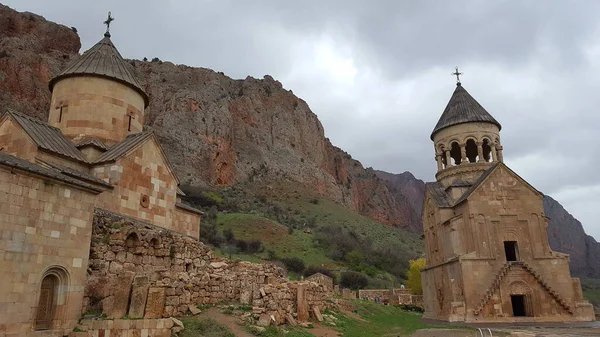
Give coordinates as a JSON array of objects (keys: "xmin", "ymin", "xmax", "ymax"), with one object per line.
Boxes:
[
  {"xmin": 0, "ymin": 4, "xmax": 80, "ymax": 120},
  {"xmin": 374, "ymin": 170, "xmax": 426, "ymax": 233},
  {"xmin": 1, "ymin": 4, "xmax": 599, "ymax": 277},
  {"xmin": 544, "ymin": 196, "xmax": 600, "ymax": 278}
]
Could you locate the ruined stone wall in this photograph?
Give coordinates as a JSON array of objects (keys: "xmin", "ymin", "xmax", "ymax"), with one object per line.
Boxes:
[{"xmin": 86, "ymin": 209, "xmax": 332, "ymax": 323}]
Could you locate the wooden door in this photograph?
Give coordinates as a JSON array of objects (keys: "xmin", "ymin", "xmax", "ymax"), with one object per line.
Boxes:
[{"xmin": 35, "ymin": 275, "xmax": 57, "ymax": 330}]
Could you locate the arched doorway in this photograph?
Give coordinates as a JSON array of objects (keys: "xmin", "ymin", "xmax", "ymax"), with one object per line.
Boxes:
[
  {"xmin": 508, "ymin": 281, "xmax": 533, "ymax": 317},
  {"xmin": 35, "ymin": 275, "xmax": 58, "ymax": 330}
]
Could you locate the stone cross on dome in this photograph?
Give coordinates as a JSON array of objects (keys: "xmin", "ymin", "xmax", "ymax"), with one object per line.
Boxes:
[
  {"xmin": 103, "ymin": 11, "xmax": 114, "ymax": 37},
  {"xmin": 452, "ymin": 66, "xmax": 463, "ymax": 85}
]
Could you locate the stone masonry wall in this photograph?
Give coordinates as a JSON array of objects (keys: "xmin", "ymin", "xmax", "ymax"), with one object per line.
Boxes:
[
  {"xmin": 86, "ymin": 209, "xmax": 332, "ymax": 323},
  {"xmin": 92, "ymin": 139, "xmax": 200, "ymax": 238},
  {"xmin": 0, "ymin": 117, "xmax": 38, "ymax": 162},
  {"xmin": 0, "ymin": 167, "xmax": 98, "ymax": 336},
  {"xmin": 50, "ymin": 76, "xmax": 145, "ymax": 146}
]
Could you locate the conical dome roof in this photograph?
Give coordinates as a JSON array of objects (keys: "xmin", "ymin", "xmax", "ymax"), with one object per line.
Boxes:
[
  {"xmin": 431, "ymin": 83, "xmax": 501, "ymax": 140},
  {"xmin": 49, "ymin": 33, "xmax": 149, "ymax": 107}
]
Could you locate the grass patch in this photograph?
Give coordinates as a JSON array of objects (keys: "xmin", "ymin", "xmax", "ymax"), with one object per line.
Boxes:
[
  {"xmin": 179, "ymin": 317, "xmax": 236, "ymax": 337},
  {"xmin": 331, "ymin": 300, "xmax": 439, "ymax": 336},
  {"xmin": 581, "ymin": 278, "xmax": 600, "ymax": 312},
  {"xmin": 247, "ymin": 325, "xmax": 315, "ymax": 337},
  {"xmin": 216, "ymin": 213, "xmax": 335, "ymax": 267}
]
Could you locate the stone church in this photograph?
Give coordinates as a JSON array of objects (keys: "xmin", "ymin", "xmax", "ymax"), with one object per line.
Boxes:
[
  {"xmin": 0, "ymin": 27, "xmax": 202, "ymax": 334},
  {"xmin": 421, "ymin": 79, "xmax": 595, "ymax": 323}
]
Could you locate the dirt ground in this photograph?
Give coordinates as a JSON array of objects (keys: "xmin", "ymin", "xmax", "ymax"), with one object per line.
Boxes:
[{"xmin": 202, "ymin": 307, "xmax": 255, "ymax": 337}]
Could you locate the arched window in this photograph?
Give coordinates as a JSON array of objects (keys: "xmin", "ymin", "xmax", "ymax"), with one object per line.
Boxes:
[
  {"xmin": 450, "ymin": 142, "xmax": 461, "ymax": 166},
  {"xmin": 149, "ymin": 237, "xmax": 160, "ymax": 249},
  {"xmin": 35, "ymin": 267, "xmax": 69, "ymax": 331},
  {"xmin": 465, "ymin": 139, "xmax": 478, "ymax": 163},
  {"xmin": 125, "ymin": 232, "xmax": 140, "ymax": 248},
  {"xmin": 482, "ymin": 139, "xmax": 492, "ymax": 162}
]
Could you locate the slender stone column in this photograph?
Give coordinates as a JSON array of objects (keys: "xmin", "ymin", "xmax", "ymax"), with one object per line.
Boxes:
[
  {"xmin": 497, "ymin": 145, "xmax": 504, "ymax": 162},
  {"xmin": 436, "ymin": 154, "xmax": 443, "ymax": 171},
  {"xmin": 477, "ymin": 142, "xmax": 484, "ymax": 162},
  {"xmin": 491, "ymin": 145, "xmax": 498, "ymax": 162},
  {"xmin": 445, "ymin": 150, "xmax": 452, "ymax": 167},
  {"xmin": 460, "ymin": 144, "xmax": 467, "ymax": 165}
]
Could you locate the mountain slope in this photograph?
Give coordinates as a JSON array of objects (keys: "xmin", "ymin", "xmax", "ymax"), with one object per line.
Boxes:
[{"xmin": 0, "ymin": 3, "xmax": 599, "ymax": 278}]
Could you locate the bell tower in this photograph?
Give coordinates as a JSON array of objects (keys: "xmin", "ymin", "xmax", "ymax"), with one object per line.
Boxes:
[
  {"xmin": 430, "ymin": 69, "xmax": 503, "ymax": 200},
  {"xmin": 47, "ymin": 12, "xmax": 149, "ymax": 146}
]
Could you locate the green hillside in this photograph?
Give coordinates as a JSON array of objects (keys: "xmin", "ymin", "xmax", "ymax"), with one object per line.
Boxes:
[{"xmin": 186, "ymin": 181, "xmax": 424, "ymax": 286}]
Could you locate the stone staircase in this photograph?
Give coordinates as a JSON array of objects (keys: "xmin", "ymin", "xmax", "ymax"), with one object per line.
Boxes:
[
  {"xmin": 474, "ymin": 263, "xmax": 512, "ymax": 316},
  {"xmin": 473, "ymin": 261, "xmax": 573, "ymax": 316},
  {"xmin": 518, "ymin": 261, "xmax": 574, "ymax": 314}
]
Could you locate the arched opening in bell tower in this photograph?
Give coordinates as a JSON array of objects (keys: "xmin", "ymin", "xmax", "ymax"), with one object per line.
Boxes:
[
  {"xmin": 450, "ymin": 142, "xmax": 461, "ymax": 166},
  {"xmin": 482, "ymin": 139, "xmax": 492, "ymax": 162},
  {"xmin": 465, "ymin": 139, "xmax": 478, "ymax": 163}
]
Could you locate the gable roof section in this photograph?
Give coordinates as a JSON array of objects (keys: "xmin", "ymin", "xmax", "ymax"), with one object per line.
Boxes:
[
  {"xmin": 93, "ymin": 131, "xmax": 152, "ymax": 164},
  {"xmin": 4, "ymin": 109, "xmax": 87, "ymax": 163},
  {"xmin": 38, "ymin": 159, "xmax": 113, "ymax": 189},
  {"xmin": 425, "ymin": 182, "xmax": 454, "ymax": 208},
  {"xmin": 431, "ymin": 84, "xmax": 502, "ymax": 140},
  {"xmin": 49, "ymin": 34, "xmax": 149, "ymax": 107},
  {"xmin": 455, "ymin": 162, "xmax": 542, "ymax": 205},
  {"xmin": 92, "ymin": 131, "xmax": 180, "ymax": 183},
  {"xmin": 0, "ymin": 152, "xmax": 104, "ymax": 193},
  {"xmin": 76, "ymin": 136, "xmax": 108, "ymax": 151}
]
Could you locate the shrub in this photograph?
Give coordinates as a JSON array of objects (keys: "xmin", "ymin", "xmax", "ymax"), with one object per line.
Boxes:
[
  {"xmin": 267, "ymin": 250, "xmax": 278, "ymax": 261},
  {"xmin": 303, "ymin": 266, "xmax": 336, "ymax": 283},
  {"xmin": 247, "ymin": 240, "xmax": 263, "ymax": 254},
  {"xmin": 236, "ymin": 239, "xmax": 248, "ymax": 252},
  {"xmin": 223, "ymin": 228, "xmax": 235, "ymax": 243},
  {"xmin": 200, "ymin": 222, "xmax": 224, "ymax": 247},
  {"xmin": 309, "ymin": 198, "xmax": 319, "ymax": 204},
  {"xmin": 406, "ymin": 258, "xmax": 426, "ymax": 295},
  {"xmin": 340, "ymin": 271, "xmax": 368, "ymax": 290},
  {"xmin": 279, "ymin": 257, "xmax": 306, "ymax": 273}
]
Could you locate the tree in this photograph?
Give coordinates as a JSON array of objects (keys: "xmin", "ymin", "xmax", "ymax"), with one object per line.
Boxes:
[
  {"xmin": 340, "ymin": 271, "xmax": 368, "ymax": 290},
  {"xmin": 406, "ymin": 258, "xmax": 426, "ymax": 295}
]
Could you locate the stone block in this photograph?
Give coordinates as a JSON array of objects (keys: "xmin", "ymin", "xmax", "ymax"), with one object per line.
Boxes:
[
  {"xmin": 312, "ymin": 306, "xmax": 323, "ymax": 322},
  {"xmin": 128, "ymin": 276, "xmax": 150, "ymax": 318},
  {"xmin": 296, "ymin": 284, "xmax": 309, "ymax": 322},
  {"xmin": 286, "ymin": 313, "xmax": 297, "ymax": 326},
  {"xmin": 257, "ymin": 313, "xmax": 272, "ymax": 327},
  {"xmin": 240, "ymin": 289, "xmax": 252, "ymax": 305},
  {"xmin": 188, "ymin": 304, "xmax": 201, "ymax": 315},
  {"xmin": 144, "ymin": 287, "xmax": 166, "ymax": 318},
  {"xmin": 104, "ymin": 271, "xmax": 134, "ymax": 318}
]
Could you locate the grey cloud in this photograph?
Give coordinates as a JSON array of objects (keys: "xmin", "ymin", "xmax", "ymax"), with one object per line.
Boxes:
[{"xmin": 4, "ymin": 0, "xmax": 600, "ymax": 238}]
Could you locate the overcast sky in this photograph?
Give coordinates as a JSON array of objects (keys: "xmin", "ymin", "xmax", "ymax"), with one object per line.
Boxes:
[{"xmin": 5, "ymin": 1, "xmax": 600, "ymax": 239}]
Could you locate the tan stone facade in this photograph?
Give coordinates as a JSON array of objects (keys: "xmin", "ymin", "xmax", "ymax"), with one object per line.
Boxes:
[
  {"xmin": 50, "ymin": 76, "xmax": 145, "ymax": 146},
  {"xmin": 421, "ymin": 84, "xmax": 594, "ymax": 323},
  {"xmin": 0, "ymin": 31, "xmax": 202, "ymax": 336},
  {"xmin": 0, "ymin": 167, "xmax": 100, "ymax": 336},
  {"xmin": 0, "ymin": 116, "xmax": 39, "ymax": 161},
  {"xmin": 92, "ymin": 138, "xmax": 200, "ymax": 238}
]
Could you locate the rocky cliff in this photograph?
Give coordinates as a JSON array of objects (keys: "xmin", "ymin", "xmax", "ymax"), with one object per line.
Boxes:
[
  {"xmin": 1, "ymin": 4, "xmax": 599, "ymax": 277},
  {"xmin": 544, "ymin": 196, "xmax": 600, "ymax": 278}
]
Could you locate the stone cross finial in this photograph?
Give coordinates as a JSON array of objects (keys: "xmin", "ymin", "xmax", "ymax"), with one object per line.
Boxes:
[
  {"xmin": 452, "ymin": 66, "xmax": 463, "ymax": 84},
  {"xmin": 103, "ymin": 11, "xmax": 114, "ymax": 37}
]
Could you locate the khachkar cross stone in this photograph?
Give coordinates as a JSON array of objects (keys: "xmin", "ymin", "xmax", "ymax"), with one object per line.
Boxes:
[
  {"xmin": 496, "ymin": 180, "xmax": 517, "ymax": 209},
  {"xmin": 452, "ymin": 66, "xmax": 463, "ymax": 84},
  {"xmin": 103, "ymin": 11, "xmax": 114, "ymax": 37}
]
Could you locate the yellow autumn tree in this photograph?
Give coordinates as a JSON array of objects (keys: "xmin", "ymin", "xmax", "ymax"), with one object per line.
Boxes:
[{"xmin": 405, "ymin": 258, "xmax": 426, "ymax": 295}]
